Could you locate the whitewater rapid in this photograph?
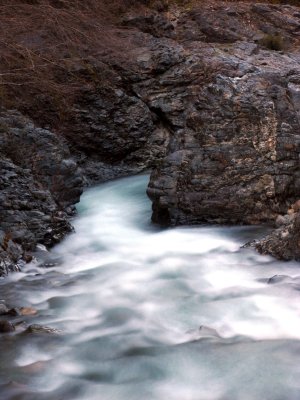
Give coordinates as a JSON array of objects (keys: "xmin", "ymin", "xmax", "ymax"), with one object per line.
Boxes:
[{"xmin": 1, "ymin": 174, "xmax": 300, "ymax": 400}]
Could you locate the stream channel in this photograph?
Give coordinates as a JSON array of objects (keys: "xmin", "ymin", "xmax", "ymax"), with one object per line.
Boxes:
[{"xmin": 1, "ymin": 174, "xmax": 300, "ymax": 400}]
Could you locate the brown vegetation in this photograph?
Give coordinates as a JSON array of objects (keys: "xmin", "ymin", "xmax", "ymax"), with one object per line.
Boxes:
[
  {"xmin": 0, "ymin": 0, "xmax": 299, "ymax": 128},
  {"xmin": 0, "ymin": 0, "xmax": 145, "ymax": 126},
  {"xmin": 260, "ymin": 33, "xmax": 285, "ymax": 51}
]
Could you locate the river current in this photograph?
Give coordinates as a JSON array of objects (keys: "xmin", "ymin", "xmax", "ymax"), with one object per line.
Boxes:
[{"xmin": 1, "ymin": 175, "xmax": 300, "ymax": 400}]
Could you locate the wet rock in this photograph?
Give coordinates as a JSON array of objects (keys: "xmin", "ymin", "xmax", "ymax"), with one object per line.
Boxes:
[
  {"xmin": 5, "ymin": 308, "xmax": 21, "ymax": 317},
  {"xmin": 0, "ymin": 229, "xmax": 23, "ymax": 276},
  {"xmin": 24, "ymin": 324, "xmax": 60, "ymax": 335},
  {"xmin": 39, "ymin": 254, "xmax": 64, "ymax": 269},
  {"xmin": 198, "ymin": 325, "xmax": 221, "ymax": 339},
  {"xmin": 20, "ymin": 307, "xmax": 38, "ymax": 316},
  {"xmin": 0, "ymin": 320, "xmax": 15, "ymax": 333},
  {"xmin": 0, "ymin": 304, "xmax": 9, "ymax": 315},
  {"xmin": 2, "ymin": 380, "xmax": 28, "ymax": 390},
  {"xmin": 23, "ymin": 254, "xmax": 33, "ymax": 263},
  {"xmin": 20, "ymin": 361, "xmax": 47, "ymax": 374},
  {"xmin": 256, "ymin": 211, "xmax": 300, "ymax": 260},
  {"xmin": 14, "ymin": 320, "xmax": 28, "ymax": 331},
  {"xmin": 187, "ymin": 325, "xmax": 222, "ymax": 341},
  {"xmin": 268, "ymin": 275, "xmax": 291, "ymax": 284}
]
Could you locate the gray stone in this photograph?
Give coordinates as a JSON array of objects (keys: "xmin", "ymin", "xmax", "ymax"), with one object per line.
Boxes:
[
  {"xmin": 24, "ymin": 324, "xmax": 60, "ymax": 335},
  {"xmin": 0, "ymin": 320, "xmax": 15, "ymax": 333},
  {"xmin": 0, "ymin": 110, "xmax": 83, "ymax": 276}
]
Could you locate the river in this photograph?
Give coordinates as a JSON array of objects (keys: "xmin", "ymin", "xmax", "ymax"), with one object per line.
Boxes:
[{"xmin": 1, "ymin": 174, "xmax": 300, "ymax": 400}]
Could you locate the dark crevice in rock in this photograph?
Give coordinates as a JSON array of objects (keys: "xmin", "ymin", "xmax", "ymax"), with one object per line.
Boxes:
[{"xmin": 149, "ymin": 106, "xmax": 176, "ymax": 134}]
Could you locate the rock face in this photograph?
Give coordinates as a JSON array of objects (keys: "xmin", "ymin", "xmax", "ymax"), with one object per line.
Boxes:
[
  {"xmin": 0, "ymin": 110, "xmax": 83, "ymax": 276},
  {"xmin": 144, "ymin": 2, "xmax": 300, "ymax": 230},
  {"xmin": 147, "ymin": 65, "xmax": 300, "ymax": 225}
]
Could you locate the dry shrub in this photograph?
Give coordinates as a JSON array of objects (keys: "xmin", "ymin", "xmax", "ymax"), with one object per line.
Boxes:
[
  {"xmin": 224, "ymin": 0, "xmax": 300, "ymax": 4},
  {"xmin": 260, "ymin": 33, "xmax": 285, "ymax": 51},
  {"xmin": 0, "ymin": 0, "xmax": 146, "ymax": 125},
  {"xmin": 0, "ymin": 0, "xmax": 299, "ymax": 126}
]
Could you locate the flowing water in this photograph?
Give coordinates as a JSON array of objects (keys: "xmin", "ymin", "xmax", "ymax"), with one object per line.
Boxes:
[{"xmin": 1, "ymin": 174, "xmax": 300, "ymax": 400}]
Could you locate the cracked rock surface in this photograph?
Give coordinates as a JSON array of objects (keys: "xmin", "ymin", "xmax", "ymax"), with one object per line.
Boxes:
[
  {"xmin": 143, "ymin": 3, "xmax": 300, "ymax": 229},
  {"xmin": 0, "ymin": 110, "xmax": 83, "ymax": 276}
]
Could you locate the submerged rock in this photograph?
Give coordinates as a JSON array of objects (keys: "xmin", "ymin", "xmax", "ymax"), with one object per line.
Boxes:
[
  {"xmin": 0, "ymin": 320, "xmax": 15, "ymax": 333},
  {"xmin": 4, "ymin": 308, "xmax": 21, "ymax": 317},
  {"xmin": 0, "ymin": 304, "xmax": 9, "ymax": 315},
  {"xmin": 19, "ymin": 307, "xmax": 38, "ymax": 316},
  {"xmin": 24, "ymin": 324, "xmax": 61, "ymax": 335},
  {"xmin": 187, "ymin": 325, "xmax": 222, "ymax": 341},
  {"xmin": 268, "ymin": 275, "xmax": 291, "ymax": 284}
]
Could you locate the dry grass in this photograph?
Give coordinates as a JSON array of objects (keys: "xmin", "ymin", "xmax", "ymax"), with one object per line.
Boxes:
[
  {"xmin": 260, "ymin": 33, "xmax": 285, "ymax": 51},
  {"xmin": 0, "ymin": 0, "xmax": 299, "ymax": 126},
  {"xmin": 220, "ymin": 0, "xmax": 300, "ymax": 3},
  {"xmin": 0, "ymin": 0, "xmax": 145, "ymax": 124}
]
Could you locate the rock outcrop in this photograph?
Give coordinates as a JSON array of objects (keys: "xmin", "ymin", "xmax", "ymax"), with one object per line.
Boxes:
[
  {"xmin": 143, "ymin": 3, "xmax": 300, "ymax": 236},
  {"xmin": 147, "ymin": 61, "xmax": 300, "ymax": 225},
  {"xmin": 63, "ymin": 78, "xmax": 170, "ymax": 183},
  {"xmin": 255, "ymin": 203, "xmax": 300, "ymax": 260},
  {"xmin": 0, "ymin": 110, "xmax": 83, "ymax": 276}
]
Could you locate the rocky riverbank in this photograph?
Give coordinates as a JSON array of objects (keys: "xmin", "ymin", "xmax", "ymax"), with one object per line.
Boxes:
[
  {"xmin": 1, "ymin": 0, "xmax": 300, "ymax": 268},
  {"xmin": 0, "ymin": 110, "xmax": 83, "ymax": 276}
]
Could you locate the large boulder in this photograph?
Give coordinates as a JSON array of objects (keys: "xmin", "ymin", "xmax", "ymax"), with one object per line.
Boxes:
[
  {"xmin": 144, "ymin": 3, "xmax": 300, "ymax": 231},
  {"xmin": 147, "ymin": 65, "xmax": 300, "ymax": 225}
]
